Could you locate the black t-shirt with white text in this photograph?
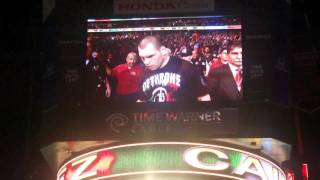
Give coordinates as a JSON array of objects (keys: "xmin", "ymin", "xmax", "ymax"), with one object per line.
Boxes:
[{"xmin": 140, "ymin": 56, "xmax": 203, "ymax": 102}]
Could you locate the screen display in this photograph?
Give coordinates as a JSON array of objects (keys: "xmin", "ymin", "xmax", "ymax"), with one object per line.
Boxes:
[{"xmin": 84, "ymin": 15, "xmax": 242, "ymax": 106}]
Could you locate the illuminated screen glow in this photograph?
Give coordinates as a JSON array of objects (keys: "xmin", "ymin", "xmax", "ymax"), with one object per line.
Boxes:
[
  {"xmin": 57, "ymin": 142, "xmax": 285, "ymax": 180},
  {"xmin": 84, "ymin": 15, "xmax": 243, "ymax": 105}
]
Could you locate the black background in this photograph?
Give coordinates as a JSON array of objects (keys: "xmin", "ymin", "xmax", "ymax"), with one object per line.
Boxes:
[{"xmin": 2, "ymin": 0, "xmax": 320, "ymax": 179}]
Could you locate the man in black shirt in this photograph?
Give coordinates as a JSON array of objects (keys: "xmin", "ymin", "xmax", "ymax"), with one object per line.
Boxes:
[
  {"xmin": 137, "ymin": 36, "xmax": 205, "ymax": 102},
  {"xmin": 85, "ymin": 51, "xmax": 110, "ymax": 105}
]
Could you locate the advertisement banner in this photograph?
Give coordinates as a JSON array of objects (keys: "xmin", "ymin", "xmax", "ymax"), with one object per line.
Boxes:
[
  {"xmin": 102, "ymin": 108, "xmax": 238, "ymax": 136},
  {"xmin": 57, "ymin": 142, "xmax": 286, "ymax": 180},
  {"xmin": 114, "ymin": 0, "xmax": 215, "ymax": 15}
]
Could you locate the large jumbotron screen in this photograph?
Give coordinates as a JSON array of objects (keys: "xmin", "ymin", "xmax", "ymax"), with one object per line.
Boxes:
[{"xmin": 84, "ymin": 15, "xmax": 242, "ymax": 107}]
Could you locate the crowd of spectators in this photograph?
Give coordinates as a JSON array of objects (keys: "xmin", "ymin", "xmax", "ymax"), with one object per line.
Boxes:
[
  {"xmin": 86, "ymin": 30, "xmax": 241, "ymax": 67},
  {"xmin": 87, "ymin": 16, "xmax": 240, "ymax": 29}
]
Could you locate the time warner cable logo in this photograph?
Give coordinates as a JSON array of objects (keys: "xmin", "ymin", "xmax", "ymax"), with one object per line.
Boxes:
[
  {"xmin": 105, "ymin": 113, "xmax": 130, "ymax": 133},
  {"xmin": 105, "ymin": 111, "xmax": 224, "ymax": 133}
]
